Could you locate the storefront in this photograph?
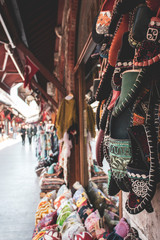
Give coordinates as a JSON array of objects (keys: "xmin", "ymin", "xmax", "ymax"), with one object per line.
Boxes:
[{"xmin": 0, "ymin": 0, "xmax": 159, "ymax": 239}]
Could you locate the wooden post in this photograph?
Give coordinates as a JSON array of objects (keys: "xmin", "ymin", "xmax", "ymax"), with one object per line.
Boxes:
[{"xmin": 78, "ymin": 65, "xmax": 88, "ymax": 187}]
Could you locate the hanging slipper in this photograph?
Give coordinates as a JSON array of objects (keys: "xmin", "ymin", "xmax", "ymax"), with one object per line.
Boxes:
[
  {"xmin": 111, "ymin": 31, "xmax": 135, "ymax": 92},
  {"xmin": 133, "ymin": 7, "xmax": 160, "ymax": 67},
  {"xmin": 108, "ymin": 73, "xmax": 142, "ymax": 193},
  {"xmin": 92, "ymin": 0, "xmax": 115, "ymax": 44},
  {"xmin": 112, "ymin": 68, "xmax": 147, "ymax": 117},
  {"xmin": 125, "ymin": 83, "xmax": 159, "ymax": 214},
  {"xmin": 128, "ymin": 3, "xmax": 152, "ymax": 48},
  {"xmin": 108, "ymin": 0, "xmax": 144, "ymax": 37},
  {"xmin": 95, "ymin": 14, "xmax": 129, "ymax": 101}
]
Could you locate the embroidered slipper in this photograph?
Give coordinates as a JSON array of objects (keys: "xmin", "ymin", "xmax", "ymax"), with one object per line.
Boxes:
[
  {"xmin": 92, "ymin": 0, "xmax": 115, "ymax": 44},
  {"xmin": 112, "ymin": 68, "xmax": 147, "ymax": 117},
  {"xmin": 133, "ymin": 7, "xmax": 160, "ymax": 67},
  {"xmin": 108, "ymin": 0, "xmax": 144, "ymax": 36},
  {"xmin": 128, "ymin": 3, "xmax": 152, "ymax": 48},
  {"xmin": 111, "ymin": 31, "xmax": 135, "ymax": 91},
  {"xmin": 95, "ymin": 13, "xmax": 129, "ymax": 101},
  {"xmin": 108, "ymin": 89, "xmax": 138, "ymax": 192},
  {"xmin": 125, "ymin": 84, "xmax": 159, "ymax": 214}
]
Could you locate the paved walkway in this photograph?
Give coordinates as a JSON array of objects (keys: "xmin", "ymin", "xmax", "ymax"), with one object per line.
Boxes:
[{"xmin": 0, "ymin": 136, "xmax": 40, "ymax": 240}]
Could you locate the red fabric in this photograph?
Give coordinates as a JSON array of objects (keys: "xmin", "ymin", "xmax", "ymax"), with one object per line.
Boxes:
[
  {"xmin": 42, "ymin": 111, "xmax": 48, "ymax": 122},
  {"xmin": 107, "ymin": 90, "xmax": 121, "ymax": 110},
  {"xmin": 108, "ymin": 14, "xmax": 129, "ymax": 67},
  {"xmin": 24, "ymin": 56, "xmax": 39, "ymax": 90},
  {"xmin": 75, "ymin": 231, "xmax": 93, "ymax": 240},
  {"xmin": 0, "ymin": 110, "xmax": 5, "ymax": 119},
  {"xmin": 6, "ymin": 113, "xmax": 11, "ymax": 121},
  {"xmin": 101, "ymin": 0, "xmax": 115, "ymax": 11}
]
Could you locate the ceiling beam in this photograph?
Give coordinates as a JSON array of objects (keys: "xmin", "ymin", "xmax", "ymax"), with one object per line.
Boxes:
[
  {"xmin": 32, "ymin": 78, "xmax": 58, "ymax": 109},
  {"xmin": 0, "ymin": 2, "xmax": 66, "ymax": 98},
  {"xmin": 0, "ymin": 82, "xmax": 10, "ymax": 94}
]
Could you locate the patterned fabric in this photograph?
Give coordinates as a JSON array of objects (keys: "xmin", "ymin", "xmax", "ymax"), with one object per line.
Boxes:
[
  {"xmin": 111, "ymin": 31, "xmax": 135, "ymax": 91},
  {"xmin": 73, "ymin": 187, "xmax": 89, "ymax": 208},
  {"xmin": 96, "ymin": 11, "xmax": 112, "ymax": 34},
  {"xmin": 32, "ymin": 213, "xmax": 57, "ymax": 238},
  {"xmin": 35, "ymin": 200, "xmax": 55, "ymax": 225},
  {"xmin": 124, "ymin": 227, "xmax": 140, "ymax": 240},
  {"xmin": 132, "ymin": 113, "xmax": 145, "ymax": 126},
  {"xmin": 57, "ymin": 198, "xmax": 77, "ymax": 216},
  {"xmin": 133, "ymin": 8, "xmax": 160, "ymax": 67},
  {"xmin": 84, "ymin": 210, "xmax": 101, "ymax": 238},
  {"xmin": 61, "ymin": 223, "xmax": 85, "ymax": 240},
  {"xmin": 43, "ymin": 229, "xmax": 61, "ymax": 240},
  {"xmin": 75, "ymin": 231, "xmax": 93, "ymax": 240},
  {"xmin": 128, "ymin": 4, "xmax": 151, "ymax": 48},
  {"xmin": 125, "ymin": 89, "xmax": 159, "ymax": 214},
  {"xmin": 53, "ymin": 189, "xmax": 72, "ymax": 210},
  {"xmin": 60, "ymin": 211, "xmax": 85, "ymax": 239},
  {"xmin": 109, "ymin": 138, "xmax": 132, "ymax": 180},
  {"xmin": 78, "ymin": 203, "xmax": 94, "ymax": 222},
  {"xmin": 126, "ymin": 167, "xmax": 149, "ymax": 209},
  {"xmin": 32, "ymin": 225, "xmax": 57, "ymax": 240}
]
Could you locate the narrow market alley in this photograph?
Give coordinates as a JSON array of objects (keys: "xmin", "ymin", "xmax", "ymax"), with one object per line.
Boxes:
[{"xmin": 0, "ymin": 138, "xmax": 40, "ymax": 240}]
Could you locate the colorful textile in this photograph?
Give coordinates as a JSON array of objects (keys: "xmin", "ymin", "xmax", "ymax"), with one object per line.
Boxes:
[
  {"xmin": 75, "ymin": 231, "xmax": 93, "ymax": 240},
  {"xmin": 35, "ymin": 200, "xmax": 55, "ymax": 225},
  {"xmin": 53, "ymin": 189, "xmax": 72, "ymax": 210},
  {"xmin": 32, "ymin": 213, "xmax": 57, "ymax": 238},
  {"xmin": 84, "ymin": 210, "xmax": 101, "ymax": 238},
  {"xmin": 61, "ymin": 211, "xmax": 85, "ymax": 239}
]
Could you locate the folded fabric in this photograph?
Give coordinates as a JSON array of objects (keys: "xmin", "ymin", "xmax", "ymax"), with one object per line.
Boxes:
[
  {"xmin": 32, "ymin": 213, "xmax": 57, "ymax": 238},
  {"xmin": 114, "ymin": 218, "xmax": 130, "ymax": 238},
  {"xmin": 43, "ymin": 229, "xmax": 61, "ymax": 240},
  {"xmin": 84, "ymin": 210, "xmax": 101, "ymax": 238},
  {"xmin": 35, "ymin": 200, "xmax": 55, "ymax": 225},
  {"xmin": 112, "ymin": 69, "xmax": 146, "ymax": 117},
  {"xmin": 57, "ymin": 198, "xmax": 77, "ymax": 216},
  {"xmin": 111, "ymin": 31, "xmax": 135, "ymax": 91},
  {"xmin": 78, "ymin": 203, "xmax": 94, "ymax": 222},
  {"xmin": 61, "ymin": 223, "xmax": 85, "ymax": 240},
  {"xmin": 124, "ymin": 227, "xmax": 141, "ymax": 240},
  {"xmin": 75, "ymin": 231, "xmax": 93, "ymax": 240},
  {"xmin": 32, "ymin": 224, "xmax": 58, "ymax": 240}
]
